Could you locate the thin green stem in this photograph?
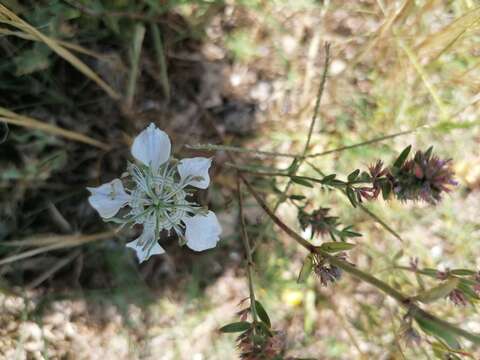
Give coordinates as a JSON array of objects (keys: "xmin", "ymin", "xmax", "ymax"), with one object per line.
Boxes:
[
  {"xmin": 226, "ymin": 162, "xmax": 372, "ymax": 187},
  {"xmin": 307, "ymin": 126, "xmax": 427, "ymax": 158},
  {"xmin": 302, "ymin": 42, "xmax": 330, "ymax": 158},
  {"xmin": 237, "ymin": 176, "xmax": 258, "ymax": 323}
]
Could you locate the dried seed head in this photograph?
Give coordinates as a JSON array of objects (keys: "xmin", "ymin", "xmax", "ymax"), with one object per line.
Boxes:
[
  {"xmin": 237, "ymin": 328, "xmax": 287, "ymax": 359},
  {"xmin": 313, "ymin": 253, "xmax": 351, "ymax": 287},
  {"xmin": 298, "ymin": 208, "xmax": 340, "ymax": 238}
]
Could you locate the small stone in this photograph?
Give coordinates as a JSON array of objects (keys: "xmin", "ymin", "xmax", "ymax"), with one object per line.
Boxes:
[
  {"xmin": 63, "ymin": 322, "xmax": 76, "ymax": 338},
  {"xmin": 23, "ymin": 340, "xmax": 43, "ymax": 352},
  {"xmin": 330, "ymin": 59, "xmax": 346, "ymax": 75},
  {"xmin": 19, "ymin": 321, "xmax": 42, "ymax": 341}
]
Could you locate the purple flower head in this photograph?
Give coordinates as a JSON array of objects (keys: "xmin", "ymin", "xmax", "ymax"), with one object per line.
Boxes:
[{"xmin": 391, "ymin": 148, "xmax": 457, "ymax": 204}]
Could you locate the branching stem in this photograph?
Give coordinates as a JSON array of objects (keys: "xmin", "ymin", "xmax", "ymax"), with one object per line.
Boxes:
[{"xmin": 237, "ymin": 170, "xmax": 480, "ymax": 345}]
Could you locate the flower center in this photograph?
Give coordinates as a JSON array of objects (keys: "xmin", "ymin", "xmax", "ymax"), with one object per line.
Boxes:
[{"xmin": 128, "ymin": 163, "xmax": 196, "ymax": 236}]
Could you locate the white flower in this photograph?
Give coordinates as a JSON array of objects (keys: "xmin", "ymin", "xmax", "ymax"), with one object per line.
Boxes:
[
  {"xmin": 126, "ymin": 218, "xmax": 165, "ymax": 263},
  {"xmin": 131, "ymin": 123, "xmax": 171, "ymax": 173},
  {"xmin": 184, "ymin": 211, "xmax": 222, "ymax": 251},
  {"xmin": 87, "ymin": 123, "xmax": 221, "ymax": 262},
  {"xmin": 87, "ymin": 179, "xmax": 130, "ymax": 218},
  {"xmin": 178, "ymin": 157, "xmax": 212, "ymax": 189}
]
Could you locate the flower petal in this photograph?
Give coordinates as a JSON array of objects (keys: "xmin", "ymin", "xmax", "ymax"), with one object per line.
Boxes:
[
  {"xmin": 87, "ymin": 179, "xmax": 130, "ymax": 218},
  {"xmin": 184, "ymin": 211, "xmax": 222, "ymax": 252},
  {"xmin": 126, "ymin": 224, "xmax": 165, "ymax": 263},
  {"xmin": 131, "ymin": 123, "xmax": 171, "ymax": 172},
  {"xmin": 178, "ymin": 157, "xmax": 212, "ymax": 189}
]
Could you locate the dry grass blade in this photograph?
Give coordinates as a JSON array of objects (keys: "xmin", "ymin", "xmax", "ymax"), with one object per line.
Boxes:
[
  {"xmin": 0, "ymin": 106, "xmax": 110, "ymax": 150},
  {"xmin": 415, "ymin": 7, "xmax": 480, "ymax": 57},
  {"xmin": 126, "ymin": 23, "xmax": 146, "ymax": 108},
  {"xmin": 396, "ymin": 36, "xmax": 448, "ymax": 119},
  {"xmin": 26, "ymin": 250, "xmax": 81, "ymax": 289},
  {"xmin": 0, "ymin": 4, "xmax": 121, "ymax": 100},
  {"xmin": 0, "ymin": 231, "xmax": 115, "ymax": 266},
  {"xmin": 2, "ymin": 234, "xmax": 83, "ymax": 247},
  {"xmin": 151, "ymin": 23, "xmax": 170, "ymax": 101},
  {"xmin": 354, "ymin": 0, "xmax": 414, "ymax": 65},
  {"xmin": 0, "ymin": 28, "xmax": 105, "ymax": 59}
]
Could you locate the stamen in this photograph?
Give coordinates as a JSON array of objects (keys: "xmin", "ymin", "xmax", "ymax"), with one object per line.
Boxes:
[
  {"xmin": 161, "ymin": 176, "xmax": 192, "ymax": 202},
  {"xmin": 157, "ymin": 162, "xmax": 170, "ymax": 195}
]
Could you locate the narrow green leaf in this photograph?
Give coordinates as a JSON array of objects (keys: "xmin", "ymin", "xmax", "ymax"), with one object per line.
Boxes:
[
  {"xmin": 289, "ymin": 195, "xmax": 306, "ymax": 201},
  {"xmin": 320, "ymin": 242, "xmax": 356, "ymax": 253},
  {"xmin": 416, "ymin": 316, "xmax": 460, "ymax": 350},
  {"xmin": 219, "ymin": 321, "xmax": 251, "ymax": 333},
  {"xmin": 328, "ymin": 231, "xmax": 337, "ymax": 242},
  {"xmin": 291, "ymin": 176, "xmax": 313, "ymax": 188},
  {"xmin": 421, "ymin": 268, "xmax": 439, "ymax": 277},
  {"xmin": 330, "ymin": 179, "xmax": 346, "ymax": 186},
  {"xmin": 393, "ymin": 145, "xmax": 412, "ymax": 168},
  {"xmin": 342, "ymin": 230, "xmax": 362, "ymax": 238},
  {"xmin": 424, "ymin": 146, "xmax": 433, "ymax": 159},
  {"xmin": 359, "ymin": 171, "xmax": 370, "ymax": 182},
  {"xmin": 347, "ymin": 169, "xmax": 360, "ymax": 182},
  {"xmin": 457, "ymin": 282, "xmax": 480, "ymax": 300},
  {"xmin": 254, "ymin": 300, "xmax": 271, "ymax": 328},
  {"xmin": 450, "ymin": 269, "xmax": 476, "ymax": 276},
  {"xmin": 322, "ymin": 174, "xmax": 336, "ymax": 183},
  {"xmin": 346, "ymin": 187, "xmax": 357, "ymax": 208},
  {"xmin": 287, "ymin": 158, "xmax": 300, "ymax": 174},
  {"xmin": 381, "ymin": 181, "xmax": 392, "ymax": 200},
  {"xmin": 297, "ymin": 254, "xmax": 314, "ymax": 283},
  {"xmin": 414, "ymin": 278, "xmax": 459, "ymax": 304}
]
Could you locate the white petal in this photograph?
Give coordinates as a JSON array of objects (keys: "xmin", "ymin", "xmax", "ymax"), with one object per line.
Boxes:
[
  {"xmin": 131, "ymin": 123, "xmax": 171, "ymax": 172},
  {"xmin": 178, "ymin": 157, "xmax": 212, "ymax": 189},
  {"xmin": 126, "ymin": 225, "xmax": 165, "ymax": 263},
  {"xmin": 87, "ymin": 179, "xmax": 130, "ymax": 218},
  {"xmin": 184, "ymin": 211, "xmax": 222, "ymax": 252}
]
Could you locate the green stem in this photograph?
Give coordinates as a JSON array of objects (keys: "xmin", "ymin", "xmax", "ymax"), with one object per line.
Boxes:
[
  {"xmin": 302, "ymin": 42, "xmax": 330, "ymax": 158},
  {"xmin": 237, "ymin": 176, "xmax": 258, "ymax": 323},
  {"xmin": 307, "ymin": 127, "xmax": 426, "ymax": 158},
  {"xmin": 226, "ymin": 162, "xmax": 372, "ymax": 187}
]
